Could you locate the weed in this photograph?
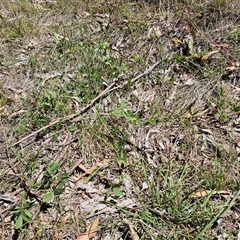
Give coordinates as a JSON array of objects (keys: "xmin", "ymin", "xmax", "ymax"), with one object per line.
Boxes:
[
  {"xmin": 11, "ymin": 205, "xmax": 32, "ymax": 230},
  {"xmin": 229, "ymin": 26, "xmax": 240, "ymax": 43},
  {"xmin": 111, "ymin": 99, "xmax": 138, "ymax": 122}
]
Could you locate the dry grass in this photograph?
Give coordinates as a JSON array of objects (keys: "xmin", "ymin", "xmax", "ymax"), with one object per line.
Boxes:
[{"xmin": 1, "ymin": 0, "xmax": 240, "ymax": 239}]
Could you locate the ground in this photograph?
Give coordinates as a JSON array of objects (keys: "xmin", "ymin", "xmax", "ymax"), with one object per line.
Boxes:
[{"xmin": 0, "ymin": 0, "xmax": 240, "ymax": 239}]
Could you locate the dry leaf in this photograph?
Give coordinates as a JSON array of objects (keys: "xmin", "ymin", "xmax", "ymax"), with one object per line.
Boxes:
[
  {"xmin": 211, "ymin": 43, "xmax": 229, "ymax": 48},
  {"xmin": 183, "ymin": 25, "xmax": 190, "ymax": 31},
  {"xmin": 76, "ymin": 234, "xmax": 89, "ymax": 240},
  {"xmin": 73, "ymin": 161, "xmax": 100, "ymax": 182},
  {"xmin": 218, "ymin": 43, "xmax": 229, "ymax": 48},
  {"xmin": 200, "ymin": 50, "xmax": 219, "ymax": 65},
  {"xmin": 183, "ymin": 227, "xmax": 196, "ymax": 234},
  {"xmin": 153, "ymin": 26, "xmax": 162, "ymax": 37},
  {"xmin": 201, "ymin": 151, "xmax": 214, "ymax": 159},
  {"xmin": 123, "ymin": 219, "xmax": 140, "ymax": 240},
  {"xmin": 78, "ymin": 161, "xmax": 99, "ymax": 174},
  {"xmin": 226, "ymin": 61, "xmax": 239, "ymax": 71},
  {"xmin": 189, "ymin": 190, "xmax": 231, "ymax": 198},
  {"xmin": 76, "ymin": 218, "xmax": 99, "ymax": 240},
  {"xmin": 53, "ymin": 234, "xmax": 61, "ymax": 240},
  {"xmin": 86, "ymin": 217, "xmax": 99, "ymax": 238},
  {"xmin": 173, "ymin": 38, "xmax": 183, "ymax": 45},
  {"xmin": 87, "ymin": 218, "xmax": 99, "ymax": 232},
  {"xmin": 0, "ymin": 106, "xmax": 11, "ymax": 117},
  {"xmin": 117, "ymin": 199, "xmax": 136, "ymax": 208},
  {"xmin": 226, "ymin": 66, "xmax": 238, "ymax": 71}
]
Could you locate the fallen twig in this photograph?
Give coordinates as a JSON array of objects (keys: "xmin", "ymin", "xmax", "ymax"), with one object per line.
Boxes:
[{"xmin": 11, "ymin": 61, "xmax": 160, "ymax": 147}]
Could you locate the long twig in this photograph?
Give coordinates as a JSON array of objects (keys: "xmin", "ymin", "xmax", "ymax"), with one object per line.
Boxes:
[{"xmin": 11, "ymin": 61, "xmax": 160, "ymax": 147}]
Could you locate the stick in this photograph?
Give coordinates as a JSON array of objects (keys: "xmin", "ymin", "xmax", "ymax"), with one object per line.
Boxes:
[
  {"xmin": 11, "ymin": 61, "xmax": 160, "ymax": 147},
  {"xmin": 130, "ymin": 61, "xmax": 160, "ymax": 84}
]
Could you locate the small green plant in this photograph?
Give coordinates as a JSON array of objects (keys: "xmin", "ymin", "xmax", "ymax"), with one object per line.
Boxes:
[
  {"xmin": 106, "ymin": 184, "xmax": 123, "ymax": 199},
  {"xmin": 172, "ymin": 38, "xmax": 208, "ymax": 63},
  {"xmin": 42, "ymin": 162, "xmax": 69, "ymax": 198},
  {"xmin": 111, "ymin": 99, "xmax": 138, "ymax": 122},
  {"xmin": 16, "ymin": 123, "xmax": 27, "ymax": 134},
  {"xmin": 11, "ymin": 205, "xmax": 32, "ymax": 230},
  {"xmin": 29, "ymin": 161, "xmax": 69, "ymax": 203},
  {"xmin": 229, "ymin": 27, "xmax": 240, "ymax": 43}
]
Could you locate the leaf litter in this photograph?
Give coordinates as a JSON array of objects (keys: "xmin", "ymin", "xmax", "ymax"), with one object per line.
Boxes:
[{"xmin": 1, "ymin": 0, "xmax": 240, "ymax": 239}]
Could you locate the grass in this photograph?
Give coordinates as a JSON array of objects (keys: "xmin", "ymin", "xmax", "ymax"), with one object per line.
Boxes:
[{"xmin": 1, "ymin": 0, "xmax": 240, "ymax": 239}]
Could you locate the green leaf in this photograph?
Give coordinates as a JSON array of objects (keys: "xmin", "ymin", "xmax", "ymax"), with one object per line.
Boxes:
[
  {"xmin": 0, "ymin": 95, "xmax": 7, "ymax": 105},
  {"xmin": 43, "ymin": 192, "xmax": 54, "ymax": 202},
  {"xmin": 15, "ymin": 215, "xmax": 23, "ymax": 229},
  {"xmin": 128, "ymin": 116, "xmax": 138, "ymax": 121},
  {"xmin": 43, "ymin": 156, "xmax": 51, "ymax": 162},
  {"xmin": 219, "ymin": 114, "xmax": 228, "ymax": 123},
  {"xmin": 32, "ymin": 182, "xmax": 42, "ymax": 189},
  {"xmin": 188, "ymin": 39, "xmax": 194, "ymax": 54},
  {"xmin": 70, "ymin": 126, "xmax": 78, "ymax": 131},
  {"xmin": 111, "ymin": 99, "xmax": 125, "ymax": 117},
  {"xmin": 124, "ymin": 110, "xmax": 138, "ymax": 121},
  {"xmin": 111, "ymin": 108, "xmax": 124, "ymax": 117},
  {"xmin": 48, "ymin": 90, "xmax": 57, "ymax": 99},
  {"xmin": 106, "ymin": 188, "xmax": 111, "ymax": 198},
  {"xmin": 233, "ymin": 106, "xmax": 240, "ymax": 112},
  {"xmin": 21, "ymin": 214, "xmax": 30, "ymax": 222},
  {"xmin": 16, "ymin": 124, "xmax": 26, "ymax": 134},
  {"xmin": 54, "ymin": 187, "xmax": 64, "ymax": 195},
  {"xmin": 58, "ymin": 172, "xmax": 69, "ymax": 180},
  {"xmin": 47, "ymin": 162, "xmax": 59, "ymax": 175},
  {"xmin": 120, "ymin": 99, "xmax": 125, "ymax": 108},
  {"xmin": 172, "ymin": 54, "xmax": 188, "ymax": 63},
  {"xmin": 11, "ymin": 206, "xmax": 20, "ymax": 213},
  {"xmin": 113, "ymin": 187, "xmax": 122, "ymax": 197},
  {"xmin": 24, "ymin": 209, "xmax": 32, "ymax": 218}
]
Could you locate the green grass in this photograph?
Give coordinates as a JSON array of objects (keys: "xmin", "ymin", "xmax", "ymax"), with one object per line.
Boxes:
[{"xmin": 0, "ymin": 0, "xmax": 240, "ymax": 239}]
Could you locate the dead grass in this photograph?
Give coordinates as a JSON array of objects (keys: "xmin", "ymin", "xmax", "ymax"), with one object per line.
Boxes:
[{"xmin": 1, "ymin": 0, "xmax": 240, "ymax": 239}]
